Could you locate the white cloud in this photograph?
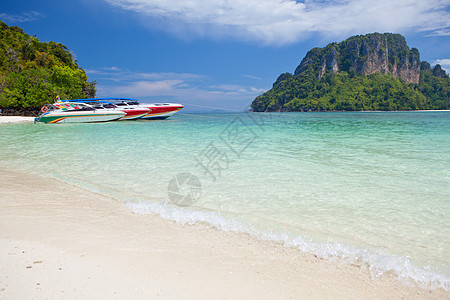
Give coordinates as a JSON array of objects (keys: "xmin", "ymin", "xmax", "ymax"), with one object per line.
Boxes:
[
  {"xmin": 104, "ymin": 0, "xmax": 450, "ymax": 45},
  {"xmin": 103, "ymin": 66, "xmax": 122, "ymax": 71},
  {"xmin": 85, "ymin": 67, "xmax": 204, "ymax": 82},
  {"xmin": 210, "ymin": 84, "xmax": 249, "ymax": 92},
  {"xmin": 134, "ymin": 72, "xmax": 203, "ymax": 81},
  {"xmin": 99, "ymin": 79, "xmax": 264, "ymax": 98},
  {"xmin": 93, "ymin": 68, "xmax": 266, "ymax": 111},
  {"xmin": 243, "ymin": 74, "xmax": 263, "ymax": 80},
  {"xmin": 425, "ymin": 29, "xmax": 450, "ymax": 37},
  {"xmin": 0, "ymin": 11, "xmax": 42, "ymax": 24},
  {"xmin": 104, "ymin": 79, "xmax": 185, "ymax": 96}
]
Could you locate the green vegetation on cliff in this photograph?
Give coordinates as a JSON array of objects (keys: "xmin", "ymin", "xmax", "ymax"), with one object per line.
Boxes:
[
  {"xmin": 251, "ymin": 33, "xmax": 449, "ymax": 112},
  {"xmin": 0, "ymin": 20, "xmax": 96, "ymax": 113}
]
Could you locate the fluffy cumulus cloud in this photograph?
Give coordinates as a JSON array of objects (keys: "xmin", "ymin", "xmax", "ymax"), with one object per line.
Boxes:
[
  {"xmin": 104, "ymin": 0, "xmax": 450, "ymax": 45},
  {"xmin": 88, "ymin": 67, "xmax": 265, "ymax": 111}
]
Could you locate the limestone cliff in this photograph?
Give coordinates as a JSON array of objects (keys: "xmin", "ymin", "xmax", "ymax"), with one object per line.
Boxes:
[
  {"xmin": 250, "ymin": 33, "xmax": 449, "ymax": 112},
  {"xmin": 294, "ymin": 33, "xmax": 421, "ymax": 84}
]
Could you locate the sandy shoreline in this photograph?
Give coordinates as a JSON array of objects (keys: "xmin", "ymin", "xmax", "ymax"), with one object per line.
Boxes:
[
  {"xmin": 0, "ymin": 116, "xmax": 35, "ymax": 123},
  {"xmin": 0, "ymin": 168, "xmax": 448, "ymax": 299}
]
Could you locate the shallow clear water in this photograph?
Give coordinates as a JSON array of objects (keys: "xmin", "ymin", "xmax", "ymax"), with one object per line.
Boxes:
[{"xmin": 1, "ymin": 112, "xmax": 449, "ymax": 289}]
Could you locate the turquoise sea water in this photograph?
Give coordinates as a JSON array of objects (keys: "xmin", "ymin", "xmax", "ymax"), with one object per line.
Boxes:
[{"xmin": 1, "ymin": 112, "xmax": 449, "ymax": 289}]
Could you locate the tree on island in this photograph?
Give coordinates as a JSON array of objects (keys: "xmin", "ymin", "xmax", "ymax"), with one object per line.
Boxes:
[{"xmin": 0, "ymin": 20, "xmax": 96, "ymax": 115}]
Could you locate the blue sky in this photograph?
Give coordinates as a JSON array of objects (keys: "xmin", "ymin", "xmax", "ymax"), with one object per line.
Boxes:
[{"xmin": 1, "ymin": 0, "xmax": 450, "ymax": 112}]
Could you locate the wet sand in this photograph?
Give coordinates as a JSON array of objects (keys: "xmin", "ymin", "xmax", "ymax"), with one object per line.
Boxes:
[{"xmin": 0, "ymin": 168, "xmax": 447, "ymax": 299}]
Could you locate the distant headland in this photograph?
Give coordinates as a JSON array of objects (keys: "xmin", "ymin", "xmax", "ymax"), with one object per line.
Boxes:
[{"xmin": 251, "ymin": 33, "xmax": 449, "ymax": 112}]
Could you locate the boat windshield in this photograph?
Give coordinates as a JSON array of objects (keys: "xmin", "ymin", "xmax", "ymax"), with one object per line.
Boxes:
[
  {"xmin": 66, "ymin": 106, "xmax": 95, "ymax": 112},
  {"xmin": 103, "ymin": 103, "xmax": 117, "ymax": 108}
]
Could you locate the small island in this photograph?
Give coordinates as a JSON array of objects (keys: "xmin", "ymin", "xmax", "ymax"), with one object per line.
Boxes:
[
  {"xmin": 0, "ymin": 20, "xmax": 96, "ymax": 116},
  {"xmin": 251, "ymin": 33, "xmax": 449, "ymax": 112}
]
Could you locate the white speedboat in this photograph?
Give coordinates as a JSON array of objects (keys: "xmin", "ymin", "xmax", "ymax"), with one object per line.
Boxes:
[
  {"xmin": 89, "ymin": 102, "xmax": 150, "ymax": 120},
  {"xmin": 36, "ymin": 102, "xmax": 125, "ymax": 124},
  {"xmin": 92, "ymin": 98, "xmax": 184, "ymax": 120}
]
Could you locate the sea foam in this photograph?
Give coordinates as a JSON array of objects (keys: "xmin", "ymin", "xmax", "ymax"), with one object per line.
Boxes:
[
  {"xmin": 126, "ymin": 200, "xmax": 450, "ymax": 292},
  {"xmin": 48, "ymin": 171, "xmax": 450, "ymax": 291}
]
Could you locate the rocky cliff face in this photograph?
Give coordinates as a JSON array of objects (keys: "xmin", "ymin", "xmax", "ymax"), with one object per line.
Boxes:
[
  {"xmin": 294, "ymin": 33, "xmax": 421, "ymax": 84},
  {"xmin": 251, "ymin": 33, "xmax": 449, "ymax": 112},
  {"xmin": 432, "ymin": 64, "xmax": 447, "ymax": 78}
]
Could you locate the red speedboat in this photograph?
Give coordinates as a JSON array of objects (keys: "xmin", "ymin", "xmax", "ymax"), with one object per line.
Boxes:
[
  {"xmin": 97, "ymin": 103, "xmax": 150, "ymax": 120},
  {"xmin": 140, "ymin": 103, "xmax": 184, "ymax": 120},
  {"xmin": 113, "ymin": 100, "xmax": 184, "ymax": 120},
  {"xmin": 66, "ymin": 98, "xmax": 184, "ymax": 120}
]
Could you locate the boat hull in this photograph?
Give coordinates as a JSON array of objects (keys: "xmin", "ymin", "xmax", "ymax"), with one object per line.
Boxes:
[
  {"xmin": 118, "ymin": 109, "xmax": 150, "ymax": 120},
  {"xmin": 140, "ymin": 104, "xmax": 184, "ymax": 120},
  {"xmin": 38, "ymin": 111, "xmax": 125, "ymax": 123}
]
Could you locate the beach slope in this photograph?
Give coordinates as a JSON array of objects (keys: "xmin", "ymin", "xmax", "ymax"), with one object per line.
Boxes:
[
  {"xmin": 0, "ymin": 116, "xmax": 35, "ymax": 124},
  {"xmin": 0, "ymin": 168, "xmax": 447, "ymax": 299}
]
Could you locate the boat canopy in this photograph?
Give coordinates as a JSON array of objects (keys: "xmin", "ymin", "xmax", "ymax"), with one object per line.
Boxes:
[{"xmin": 59, "ymin": 97, "xmax": 138, "ymax": 103}]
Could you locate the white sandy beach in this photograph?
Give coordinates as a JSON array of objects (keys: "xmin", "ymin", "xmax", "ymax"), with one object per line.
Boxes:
[
  {"xmin": 0, "ymin": 168, "xmax": 448, "ymax": 299},
  {"xmin": 0, "ymin": 116, "xmax": 35, "ymax": 124}
]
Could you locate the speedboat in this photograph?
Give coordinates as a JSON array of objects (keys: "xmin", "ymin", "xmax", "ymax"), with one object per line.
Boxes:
[
  {"xmin": 140, "ymin": 103, "xmax": 184, "ymax": 120},
  {"xmin": 35, "ymin": 102, "xmax": 125, "ymax": 124},
  {"xmin": 89, "ymin": 103, "xmax": 150, "ymax": 121},
  {"xmin": 73, "ymin": 98, "xmax": 184, "ymax": 120}
]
